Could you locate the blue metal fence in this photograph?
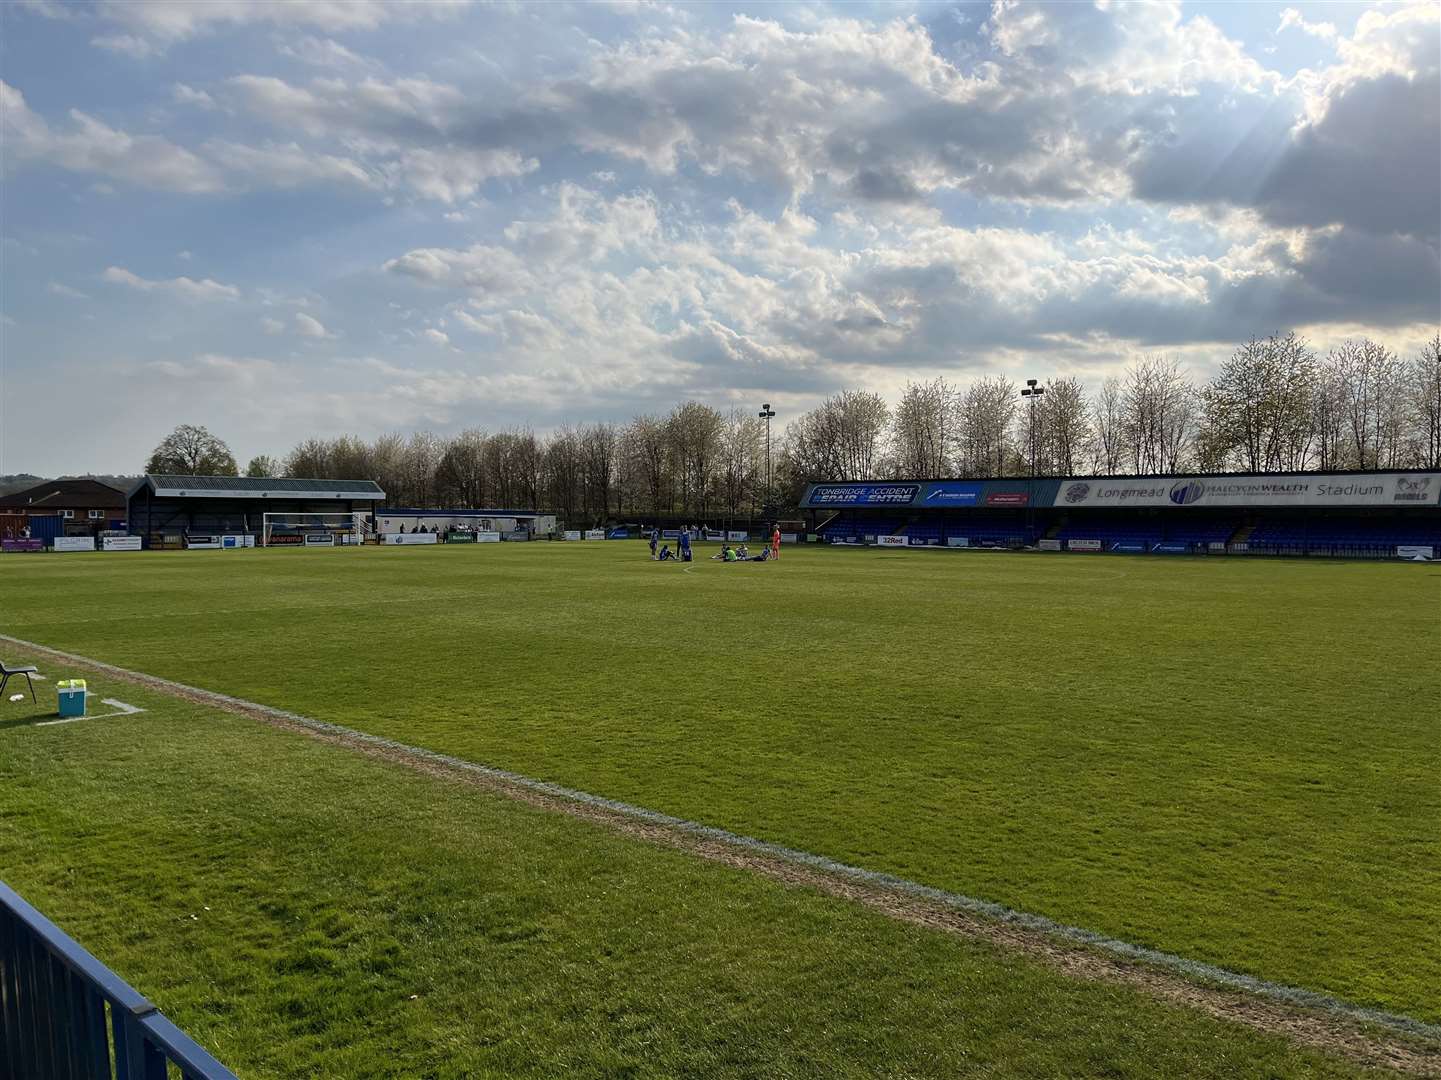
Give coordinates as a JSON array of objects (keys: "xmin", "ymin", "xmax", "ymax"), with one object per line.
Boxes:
[{"xmin": 1, "ymin": 881, "xmax": 237, "ymax": 1080}]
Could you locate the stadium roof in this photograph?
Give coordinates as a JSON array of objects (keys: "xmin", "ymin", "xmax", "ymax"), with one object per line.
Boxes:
[
  {"xmin": 129, "ymin": 475, "xmax": 385, "ymax": 501},
  {"xmin": 0, "ymin": 477, "xmax": 127, "ymax": 510}
]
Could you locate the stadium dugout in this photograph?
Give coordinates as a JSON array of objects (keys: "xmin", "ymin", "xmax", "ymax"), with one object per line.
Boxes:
[
  {"xmin": 126, "ymin": 475, "xmax": 385, "ymax": 549},
  {"xmin": 800, "ymin": 469, "xmax": 1441, "ymax": 560}
]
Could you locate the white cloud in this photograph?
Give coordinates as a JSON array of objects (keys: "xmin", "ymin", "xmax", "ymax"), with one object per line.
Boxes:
[
  {"xmin": 47, "ymin": 281, "xmax": 91, "ymax": 299},
  {"xmin": 422, "ymin": 328, "xmax": 451, "ymax": 347},
  {"xmin": 91, "ymin": 0, "xmax": 471, "ymax": 56},
  {"xmin": 203, "ymin": 139, "xmax": 375, "ymax": 190},
  {"xmin": 294, "ymin": 312, "xmax": 331, "ymax": 338},
  {"xmin": 1, "ymin": 81, "xmax": 224, "ymax": 193},
  {"xmin": 144, "ymin": 353, "xmax": 284, "ymax": 389},
  {"xmin": 261, "ymin": 317, "xmax": 285, "ymax": 335},
  {"xmin": 277, "ymin": 36, "xmax": 377, "ymax": 71},
  {"xmin": 172, "ymin": 83, "xmax": 217, "ymax": 109},
  {"xmin": 1278, "ymin": 8, "xmax": 1338, "ymax": 43},
  {"xmin": 102, "ymin": 266, "xmax": 241, "ymax": 301}
]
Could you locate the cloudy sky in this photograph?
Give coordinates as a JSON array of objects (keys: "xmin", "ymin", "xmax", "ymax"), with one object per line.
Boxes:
[{"xmin": 2, "ymin": 0, "xmax": 1437, "ymax": 476}]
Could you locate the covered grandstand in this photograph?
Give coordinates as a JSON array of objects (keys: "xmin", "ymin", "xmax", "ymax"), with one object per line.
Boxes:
[
  {"xmin": 126, "ymin": 475, "xmax": 386, "ymax": 548},
  {"xmin": 799, "ymin": 471, "xmax": 1441, "ymax": 559}
]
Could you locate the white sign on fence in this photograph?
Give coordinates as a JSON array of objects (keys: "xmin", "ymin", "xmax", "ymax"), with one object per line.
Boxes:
[
  {"xmin": 304, "ymin": 533, "xmax": 335, "ymax": 546},
  {"xmin": 1055, "ymin": 472, "xmax": 1441, "ymax": 509},
  {"xmin": 1208, "ymin": 542, "xmax": 1228, "ymax": 552},
  {"xmin": 53, "ymin": 536, "xmax": 96, "ymax": 552},
  {"xmin": 563, "ymin": 530, "xmax": 582, "ymax": 541},
  {"xmin": 585, "ymin": 529, "xmax": 606, "ymax": 540},
  {"xmin": 878, "ymin": 535, "xmax": 908, "ymax": 547},
  {"xmin": 101, "ymin": 536, "xmax": 142, "ymax": 551},
  {"xmin": 382, "ymin": 533, "xmax": 438, "ymax": 545},
  {"xmin": 946, "ymin": 537, "xmax": 969, "ymax": 548},
  {"xmin": 1397, "ymin": 545, "xmax": 1434, "ymax": 560},
  {"xmin": 1068, "ymin": 538, "xmax": 1103, "ymax": 552},
  {"xmin": 727, "ymin": 531, "xmax": 749, "ymax": 541},
  {"xmin": 780, "ymin": 533, "xmax": 798, "ymax": 543},
  {"xmin": 1037, "ymin": 539, "xmax": 1062, "ymax": 551},
  {"xmin": 476, "ymin": 531, "xmax": 502, "ymax": 543}
]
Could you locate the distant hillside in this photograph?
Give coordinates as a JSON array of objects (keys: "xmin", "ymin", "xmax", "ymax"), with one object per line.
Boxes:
[{"xmin": 0, "ymin": 474, "xmax": 45, "ymax": 498}]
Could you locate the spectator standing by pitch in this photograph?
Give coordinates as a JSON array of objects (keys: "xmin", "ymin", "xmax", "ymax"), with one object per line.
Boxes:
[{"xmin": 771, "ymin": 524, "xmax": 781, "ymax": 560}]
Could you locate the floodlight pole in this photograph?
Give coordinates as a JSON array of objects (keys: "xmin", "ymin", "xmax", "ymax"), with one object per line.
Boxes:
[
  {"xmin": 1020, "ymin": 379, "xmax": 1044, "ymax": 538},
  {"xmin": 759, "ymin": 403, "xmax": 777, "ymax": 510}
]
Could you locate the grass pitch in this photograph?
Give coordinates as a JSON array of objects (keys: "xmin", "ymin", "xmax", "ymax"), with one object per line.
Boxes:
[
  {"xmin": 1, "ymin": 675, "xmax": 1382, "ymax": 1079},
  {"xmin": 2, "ymin": 542, "xmax": 1438, "ymax": 1068}
]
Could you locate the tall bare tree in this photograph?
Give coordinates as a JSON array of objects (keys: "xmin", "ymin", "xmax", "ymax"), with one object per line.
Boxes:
[
  {"xmin": 1408, "ymin": 334, "xmax": 1441, "ymax": 469},
  {"xmin": 956, "ymin": 377, "xmax": 1015, "ymax": 477},
  {"xmin": 1329, "ymin": 339, "xmax": 1405, "ymax": 468},
  {"xmin": 244, "ymin": 454, "xmax": 280, "ymax": 478},
  {"xmin": 624, "ymin": 415, "xmax": 671, "ymax": 516},
  {"xmin": 1020, "ymin": 376, "xmax": 1091, "ymax": 475},
  {"xmin": 146, "ymin": 424, "xmax": 238, "ymax": 476},
  {"xmin": 889, "ymin": 378, "xmax": 954, "ymax": 477},
  {"xmin": 580, "ymin": 423, "xmax": 618, "ymax": 519},
  {"xmin": 717, "ymin": 408, "xmax": 763, "ymax": 520},
  {"xmin": 1091, "ymin": 376, "xmax": 1125, "ymax": 474},
  {"xmin": 1200, "ymin": 332, "xmax": 1317, "ymax": 472},
  {"xmin": 784, "ymin": 390, "xmax": 891, "ymax": 482},
  {"xmin": 1122, "ymin": 356, "xmax": 1195, "ymax": 474},
  {"xmin": 435, "ymin": 428, "xmax": 488, "ymax": 507},
  {"xmin": 666, "ymin": 402, "xmax": 725, "ymax": 516}
]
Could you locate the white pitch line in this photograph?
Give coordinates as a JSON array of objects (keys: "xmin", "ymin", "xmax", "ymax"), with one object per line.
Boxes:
[
  {"xmin": 0, "ymin": 632, "xmax": 1437, "ymax": 1046},
  {"xmin": 35, "ymin": 699, "xmax": 145, "ymax": 727}
]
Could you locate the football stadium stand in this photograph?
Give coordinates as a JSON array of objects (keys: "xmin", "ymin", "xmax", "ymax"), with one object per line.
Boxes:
[{"xmin": 801, "ymin": 471, "xmax": 1441, "ymax": 559}]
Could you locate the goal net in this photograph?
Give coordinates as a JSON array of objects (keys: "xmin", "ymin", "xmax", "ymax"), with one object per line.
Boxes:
[{"xmin": 261, "ymin": 512, "xmax": 374, "ymax": 548}]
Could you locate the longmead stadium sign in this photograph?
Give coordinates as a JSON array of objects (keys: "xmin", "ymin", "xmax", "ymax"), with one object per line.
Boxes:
[
  {"xmin": 802, "ymin": 472, "xmax": 1441, "ymax": 510},
  {"xmin": 1057, "ymin": 472, "xmax": 1441, "ymax": 509}
]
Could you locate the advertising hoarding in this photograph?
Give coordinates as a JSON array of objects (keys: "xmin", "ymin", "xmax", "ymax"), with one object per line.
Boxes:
[
  {"xmin": 807, "ymin": 484, "xmax": 919, "ymax": 506},
  {"xmin": 53, "ymin": 536, "xmax": 96, "ymax": 552},
  {"xmin": 101, "ymin": 536, "xmax": 142, "ymax": 551},
  {"xmin": 985, "ymin": 492, "xmax": 1028, "ymax": 506},
  {"xmin": 1055, "ymin": 472, "xmax": 1441, "ymax": 509},
  {"xmin": 920, "ymin": 482, "xmax": 983, "ymax": 506},
  {"xmin": 382, "ymin": 533, "xmax": 438, "ymax": 545},
  {"xmin": 1067, "ymin": 539, "xmax": 1102, "ymax": 552},
  {"xmin": 877, "ymin": 535, "xmax": 908, "ymax": 547}
]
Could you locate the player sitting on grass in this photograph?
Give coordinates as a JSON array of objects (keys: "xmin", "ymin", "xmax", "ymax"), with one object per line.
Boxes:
[{"xmin": 657, "ymin": 544, "xmax": 675, "ymax": 561}]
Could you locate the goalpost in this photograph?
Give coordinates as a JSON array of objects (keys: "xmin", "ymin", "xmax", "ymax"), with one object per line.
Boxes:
[{"xmin": 261, "ymin": 512, "xmax": 375, "ymax": 548}]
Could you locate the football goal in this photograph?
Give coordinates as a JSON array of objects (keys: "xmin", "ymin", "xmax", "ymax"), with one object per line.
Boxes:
[{"xmin": 261, "ymin": 512, "xmax": 375, "ymax": 548}]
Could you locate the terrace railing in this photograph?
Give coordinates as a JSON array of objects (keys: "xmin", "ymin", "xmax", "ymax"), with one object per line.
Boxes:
[{"xmin": 1, "ymin": 880, "xmax": 238, "ymax": 1080}]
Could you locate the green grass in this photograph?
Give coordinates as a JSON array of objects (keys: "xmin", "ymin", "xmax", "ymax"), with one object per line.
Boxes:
[
  {"xmin": 0, "ymin": 674, "xmax": 1386, "ymax": 1077},
  {"xmin": 3, "ymin": 543, "xmax": 1438, "ymax": 1029}
]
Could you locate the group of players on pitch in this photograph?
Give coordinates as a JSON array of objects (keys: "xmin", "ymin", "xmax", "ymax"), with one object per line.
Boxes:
[{"xmin": 649, "ymin": 526, "xmax": 781, "ymax": 563}]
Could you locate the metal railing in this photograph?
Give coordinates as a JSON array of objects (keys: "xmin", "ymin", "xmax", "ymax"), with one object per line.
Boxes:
[{"xmin": 1, "ymin": 881, "xmax": 238, "ymax": 1080}]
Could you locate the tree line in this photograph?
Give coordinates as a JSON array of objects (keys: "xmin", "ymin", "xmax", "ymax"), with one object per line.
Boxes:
[
  {"xmin": 791, "ymin": 334, "xmax": 1441, "ymax": 481},
  {"xmin": 144, "ymin": 333, "xmax": 1440, "ymax": 517}
]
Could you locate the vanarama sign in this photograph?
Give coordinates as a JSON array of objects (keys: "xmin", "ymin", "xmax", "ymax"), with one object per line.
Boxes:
[{"xmin": 1057, "ymin": 473, "xmax": 1441, "ymax": 509}]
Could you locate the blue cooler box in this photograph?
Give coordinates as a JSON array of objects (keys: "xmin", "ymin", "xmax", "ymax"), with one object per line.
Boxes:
[{"xmin": 57, "ymin": 679, "xmax": 87, "ymax": 718}]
